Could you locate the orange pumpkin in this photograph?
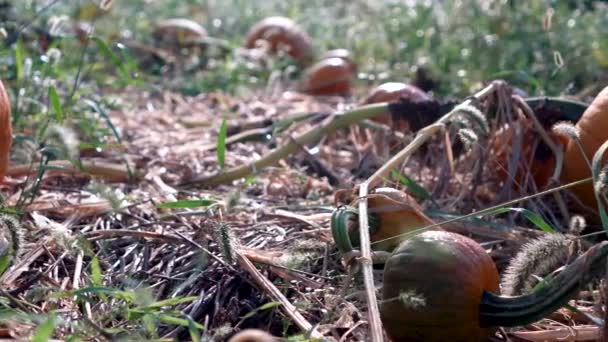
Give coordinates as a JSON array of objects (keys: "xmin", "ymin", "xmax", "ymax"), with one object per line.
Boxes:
[
  {"xmin": 381, "ymin": 230, "xmax": 500, "ymax": 342},
  {"xmin": 320, "ymin": 49, "xmax": 357, "ymax": 73},
  {"xmin": 562, "ymin": 86, "xmax": 608, "ymax": 208},
  {"xmin": 153, "ymin": 18, "xmax": 207, "ymax": 50},
  {"xmin": 244, "ymin": 16, "xmax": 313, "ymax": 66},
  {"xmin": 363, "ymin": 82, "xmax": 430, "ymax": 131},
  {"xmin": 228, "ymin": 329, "xmax": 277, "ymax": 342},
  {"xmin": 0, "ymin": 79, "xmax": 12, "ymax": 183},
  {"xmin": 380, "ymin": 232, "xmax": 608, "ymax": 342},
  {"xmin": 301, "ymin": 57, "xmax": 354, "ymax": 96}
]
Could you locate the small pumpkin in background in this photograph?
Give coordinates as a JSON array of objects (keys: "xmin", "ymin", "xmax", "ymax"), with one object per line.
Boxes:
[
  {"xmin": 363, "ymin": 82, "xmax": 430, "ymax": 131},
  {"xmin": 300, "ymin": 57, "xmax": 355, "ymax": 96},
  {"xmin": 0, "ymin": 79, "xmax": 12, "ymax": 183},
  {"xmin": 380, "ymin": 230, "xmax": 608, "ymax": 341},
  {"xmin": 228, "ymin": 329, "xmax": 277, "ymax": 342},
  {"xmin": 153, "ymin": 18, "xmax": 208, "ymax": 51},
  {"xmin": 319, "ymin": 48, "xmax": 357, "ymax": 74},
  {"xmin": 331, "ymin": 187, "xmax": 439, "ymax": 255},
  {"xmin": 562, "ymin": 85, "xmax": 608, "ymax": 208},
  {"xmin": 244, "ymin": 16, "xmax": 313, "ymax": 66}
]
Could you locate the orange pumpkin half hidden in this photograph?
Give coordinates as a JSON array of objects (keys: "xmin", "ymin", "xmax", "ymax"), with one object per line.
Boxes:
[
  {"xmin": 244, "ymin": 16, "xmax": 313, "ymax": 66},
  {"xmin": 562, "ymin": 85, "xmax": 608, "ymax": 208},
  {"xmin": 0, "ymin": 79, "xmax": 12, "ymax": 183},
  {"xmin": 363, "ymin": 82, "xmax": 430, "ymax": 131},
  {"xmin": 301, "ymin": 57, "xmax": 355, "ymax": 96}
]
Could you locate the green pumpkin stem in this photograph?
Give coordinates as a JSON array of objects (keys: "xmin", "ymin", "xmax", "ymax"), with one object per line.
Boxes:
[
  {"xmin": 331, "ymin": 206, "xmax": 379, "ymax": 254},
  {"xmin": 479, "ymin": 240, "xmax": 608, "ymax": 327}
]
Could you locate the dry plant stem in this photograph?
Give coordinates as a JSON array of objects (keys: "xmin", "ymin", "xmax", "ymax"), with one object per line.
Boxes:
[
  {"xmin": 6, "ymin": 160, "xmax": 139, "ymax": 182},
  {"xmin": 236, "ymin": 251, "xmax": 323, "ymax": 339},
  {"xmin": 182, "ymin": 103, "xmax": 390, "ymax": 186},
  {"xmin": 357, "ymin": 182, "xmax": 384, "ymax": 342},
  {"xmin": 513, "ymin": 95, "xmax": 564, "ymax": 182},
  {"xmin": 354, "ymin": 82, "xmax": 498, "ymax": 342},
  {"xmin": 513, "ymin": 95, "xmax": 570, "ymax": 223}
]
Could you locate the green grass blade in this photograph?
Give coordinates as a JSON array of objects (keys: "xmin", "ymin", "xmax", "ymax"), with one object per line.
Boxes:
[
  {"xmin": 32, "ymin": 314, "xmax": 57, "ymax": 342},
  {"xmin": 157, "ymin": 199, "xmax": 216, "ymax": 209},
  {"xmin": 217, "ymin": 119, "xmax": 228, "ymax": 169},
  {"xmin": 48, "ymin": 86, "xmax": 64, "ymax": 123},
  {"xmin": 90, "ymin": 256, "xmax": 102, "ymax": 287},
  {"xmin": 475, "ymin": 207, "xmax": 556, "ymax": 233}
]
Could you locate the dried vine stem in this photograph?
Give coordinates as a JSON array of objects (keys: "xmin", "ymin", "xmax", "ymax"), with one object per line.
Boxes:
[
  {"xmin": 513, "ymin": 95, "xmax": 570, "ymax": 223},
  {"xmin": 356, "ymin": 82, "xmax": 498, "ymax": 342},
  {"xmin": 236, "ymin": 251, "xmax": 323, "ymax": 339},
  {"xmin": 181, "ymin": 103, "xmax": 390, "ymax": 186},
  {"xmin": 6, "ymin": 160, "xmax": 140, "ymax": 183}
]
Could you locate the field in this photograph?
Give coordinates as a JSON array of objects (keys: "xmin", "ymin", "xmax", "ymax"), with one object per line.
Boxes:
[{"xmin": 1, "ymin": 0, "xmax": 608, "ymax": 341}]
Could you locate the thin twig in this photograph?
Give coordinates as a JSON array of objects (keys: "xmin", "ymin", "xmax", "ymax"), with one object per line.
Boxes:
[{"xmin": 236, "ymin": 251, "xmax": 323, "ymax": 339}]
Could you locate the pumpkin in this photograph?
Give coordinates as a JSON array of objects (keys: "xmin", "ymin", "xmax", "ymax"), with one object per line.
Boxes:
[
  {"xmin": 562, "ymin": 86, "xmax": 608, "ymax": 208},
  {"xmin": 228, "ymin": 329, "xmax": 277, "ymax": 342},
  {"xmin": 244, "ymin": 16, "xmax": 313, "ymax": 66},
  {"xmin": 0, "ymin": 79, "xmax": 12, "ymax": 183},
  {"xmin": 301, "ymin": 57, "xmax": 355, "ymax": 96},
  {"xmin": 363, "ymin": 82, "xmax": 430, "ymax": 131},
  {"xmin": 320, "ymin": 49, "xmax": 357, "ymax": 73},
  {"xmin": 380, "ymin": 230, "xmax": 608, "ymax": 342},
  {"xmin": 153, "ymin": 18, "xmax": 207, "ymax": 50},
  {"xmin": 331, "ymin": 187, "xmax": 438, "ymax": 255},
  {"xmin": 489, "ymin": 118, "xmax": 569, "ymax": 189}
]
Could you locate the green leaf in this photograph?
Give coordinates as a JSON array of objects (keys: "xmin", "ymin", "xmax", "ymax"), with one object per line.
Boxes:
[
  {"xmin": 70, "ymin": 286, "xmax": 137, "ymax": 302},
  {"xmin": 32, "ymin": 314, "xmax": 57, "ymax": 342},
  {"xmin": 91, "ymin": 36, "xmax": 133, "ymax": 83},
  {"xmin": 188, "ymin": 317, "xmax": 202, "ymax": 342},
  {"xmin": 157, "ymin": 199, "xmax": 216, "ymax": 209},
  {"xmin": 0, "ymin": 254, "xmax": 12, "ymax": 276},
  {"xmin": 15, "ymin": 39, "xmax": 23, "ymax": 81},
  {"xmin": 217, "ymin": 119, "xmax": 228, "ymax": 169},
  {"xmin": 90, "ymin": 256, "xmax": 102, "ymax": 287},
  {"xmin": 475, "ymin": 207, "xmax": 556, "ymax": 233},
  {"xmin": 241, "ymin": 301, "xmax": 282, "ymax": 321},
  {"xmin": 82, "ymin": 99, "xmax": 122, "ymax": 144},
  {"xmin": 591, "ymin": 140, "xmax": 608, "ymax": 234},
  {"xmin": 48, "ymin": 86, "xmax": 64, "ymax": 123},
  {"xmin": 135, "ymin": 296, "xmax": 199, "ymax": 311},
  {"xmin": 391, "ymin": 170, "xmax": 432, "ymax": 201},
  {"xmin": 156, "ymin": 313, "xmax": 205, "ymax": 329}
]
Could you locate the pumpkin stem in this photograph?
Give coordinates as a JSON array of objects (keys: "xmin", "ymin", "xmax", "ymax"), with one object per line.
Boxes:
[
  {"xmin": 330, "ymin": 206, "xmax": 379, "ymax": 254},
  {"xmin": 479, "ymin": 241, "xmax": 608, "ymax": 327}
]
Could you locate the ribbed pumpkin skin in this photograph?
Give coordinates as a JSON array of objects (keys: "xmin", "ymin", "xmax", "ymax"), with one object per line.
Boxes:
[
  {"xmin": 563, "ymin": 86, "xmax": 608, "ymax": 208},
  {"xmin": 302, "ymin": 58, "xmax": 354, "ymax": 96},
  {"xmin": 244, "ymin": 17, "xmax": 313, "ymax": 66},
  {"xmin": 381, "ymin": 231, "xmax": 500, "ymax": 342},
  {"xmin": 0, "ymin": 80, "xmax": 12, "ymax": 183},
  {"xmin": 363, "ymin": 82, "xmax": 429, "ymax": 130}
]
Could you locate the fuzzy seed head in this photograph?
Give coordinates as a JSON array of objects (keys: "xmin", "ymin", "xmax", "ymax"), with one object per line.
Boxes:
[{"xmin": 501, "ymin": 233, "xmax": 573, "ymax": 296}]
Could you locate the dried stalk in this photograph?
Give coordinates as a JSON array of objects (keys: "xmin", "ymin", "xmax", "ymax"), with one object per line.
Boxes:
[
  {"xmin": 6, "ymin": 160, "xmax": 140, "ymax": 183},
  {"xmin": 182, "ymin": 103, "xmax": 390, "ymax": 186},
  {"xmin": 236, "ymin": 251, "xmax": 323, "ymax": 339}
]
